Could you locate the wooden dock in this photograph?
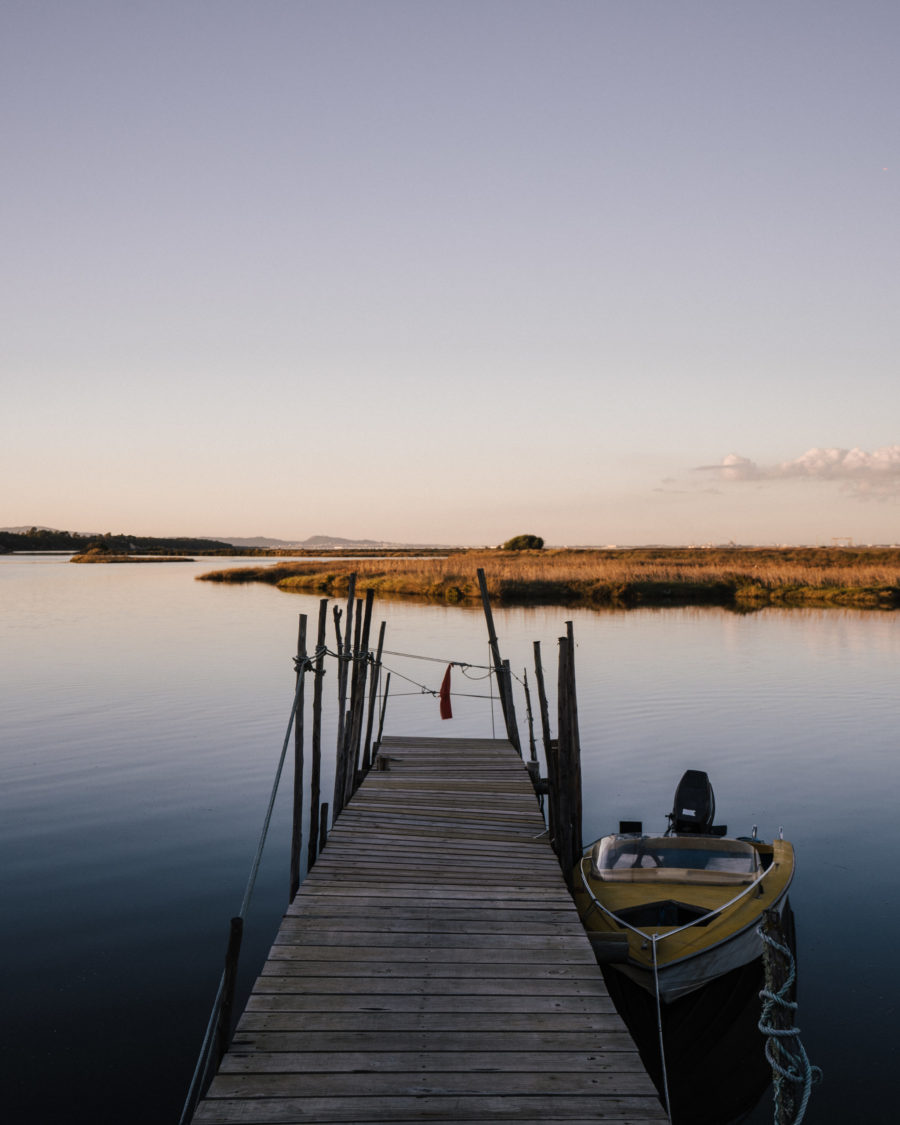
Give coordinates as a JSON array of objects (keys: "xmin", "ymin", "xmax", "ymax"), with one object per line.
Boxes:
[{"xmin": 192, "ymin": 735, "xmax": 667, "ymax": 1123}]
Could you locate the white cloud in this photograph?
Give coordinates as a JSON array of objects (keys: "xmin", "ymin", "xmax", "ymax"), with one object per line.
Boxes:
[{"xmin": 695, "ymin": 446, "xmax": 900, "ymax": 498}]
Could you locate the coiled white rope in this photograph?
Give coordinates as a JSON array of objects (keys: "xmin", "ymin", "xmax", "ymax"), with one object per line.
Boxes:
[{"xmin": 757, "ymin": 924, "xmax": 822, "ymax": 1123}]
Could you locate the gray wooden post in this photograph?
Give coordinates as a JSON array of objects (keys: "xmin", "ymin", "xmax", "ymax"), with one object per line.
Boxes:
[
  {"xmin": 289, "ymin": 614, "xmax": 308, "ymax": 901},
  {"xmin": 307, "ymin": 599, "xmax": 328, "ymax": 872}
]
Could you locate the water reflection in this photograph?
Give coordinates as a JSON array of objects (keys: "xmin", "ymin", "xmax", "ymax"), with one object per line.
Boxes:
[
  {"xmin": 1, "ymin": 557, "xmax": 896, "ymax": 1123},
  {"xmin": 603, "ymin": 952, "xmax": 777, "ymax": 1124}
]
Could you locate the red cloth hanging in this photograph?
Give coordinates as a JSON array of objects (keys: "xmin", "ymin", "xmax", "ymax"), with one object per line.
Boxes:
[{"xmin": 439, "ymin": 664, "xmax": 453, "ymax": 719}]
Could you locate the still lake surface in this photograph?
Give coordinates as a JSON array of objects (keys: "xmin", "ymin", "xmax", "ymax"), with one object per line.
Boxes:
[{"xmin": 2, "ymin": 554, "xmax": 898, "ymax": 1123}]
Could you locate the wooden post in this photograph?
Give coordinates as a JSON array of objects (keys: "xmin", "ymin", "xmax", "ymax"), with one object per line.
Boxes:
[
  {"xmin": 476, "ymin": 567, "xmax": 521, "ymax": 754},
  {"xmin": 307, "ymin": 599, "xmax": 328, "ymax": 872},
  {"xmin": 374, "ymin": 671, "xmax": 391, "ymax": 761},
  {"xmin": 565, "ymin": 622, "xmax": 582, "ymax": 789},
  {"xmin": 554, "ymin": 630, "xmax": 583, "ymax": 888},
  {"xmin": 533, "ymin": 640, "xmax": 553, "ymax": 760},
  {"xmin": 760, "ymin": 907, "xmax": 801, "ymax": 1125},
  {"xmin": 319, "ymin": 801, "xmax": 329, "ymax": 853},
  {"xmin": 332, "ymin": 575, "xmax": 357, "ymax": 817},
  {"xmin": 339, "ymin": 598, "xmax": 362, "ymax": 808},
  {"xmin": 565, "ymin": 622, "xmax": 583, "ymax": 866},
  {"xmin": 346, "ymin": 589, "xmax": 374, "ymax": 797},
  {"xmin": 522, "ymin": 667, "xmax": 544, "ymax": 804},
  {"xmin": 215, "ymin": 916, "xmax": 243, "ymax": 1064},
  {"xmin": 362, "ymin": 619, "xmax": 386, "ymax": 770},
  {"xmin": 289, "ymin": 614, "xmax": 308, "ymax": 902},
  {"xmin": 554, "ymin": 635, "xmax": 571, "ymax": 878},
  {"xmin": 477, "ymin": 567, "xmax": 507, "ymax": 728},
  {"xmin": 500, "ymin": 659, "xmax": 522, "ymax": 757},
  {"xmin": 533, "ymin": 640, "xmax": 557, "ymax": 837},
  {"xmin": 522, "ymin": 668, "xmax": 538, "ymax": 763},
  {"xmin": 351, "ymin": 594, "xmax": 373, "ymax": 787}
]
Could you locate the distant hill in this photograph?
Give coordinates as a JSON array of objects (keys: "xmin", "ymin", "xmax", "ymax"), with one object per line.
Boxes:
[
  {"xmin": 214, "ymin": 534, "xmax": 404, "ymax": 549},
  {"xmin": 1, "ymin": 527, "xmax": 439, "ymax": 553}
]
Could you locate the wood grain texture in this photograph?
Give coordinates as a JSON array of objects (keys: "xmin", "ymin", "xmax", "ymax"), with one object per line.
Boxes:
[{"xmin": 191, "ymin": 736, "xmax": 666, "ymax": 1123}]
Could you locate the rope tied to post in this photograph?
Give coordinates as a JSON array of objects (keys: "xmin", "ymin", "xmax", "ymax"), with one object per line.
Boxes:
[{"xmin": 757, "ymin": 923, "xmax": 822, "ymax": 1124}]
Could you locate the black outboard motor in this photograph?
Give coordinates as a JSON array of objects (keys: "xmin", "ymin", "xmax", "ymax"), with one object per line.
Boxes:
[{"xmin": 667, "ymin": 769, "xmax": 727, "ymax": 836}]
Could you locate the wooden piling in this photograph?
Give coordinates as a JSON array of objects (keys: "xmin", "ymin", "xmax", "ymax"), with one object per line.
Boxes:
[
  {"xmin": 345, "ymin": 589, "xmax": 374, "ymax": 801},
  {"xmin": 374, "ymin": 671, "xmax": 391, "ymax": 759},
  {"xmin": 760, "ymin": 907, "xmax": 803, "ymax": 1125},
  {"xmin": 307, "ymin": 600, "xmax": 328, "ymax": 873},
  {"xmin": 500, "ymin": 659, "xmax": 522, "ymax": 758},
  {"xmin": 522, "ymin": 668, "xmax": 538, "ymax": 764},
  {"xmin": 332, "ymin": 576, "xmax": 357, "ymax": 818},
  {"xmin": 318, "ymin": 801, "xmax": 329, "ymax": 853},
  {"xmin": 553, "ymin": 628, "xmax": 583, "ymax": 888},
  {"xmin": 215, "ymin": 916, "xmax": 243, "ymax": 1066},
  {"xmin": 289, "ymin": 614, "xmax": 308, "ymax": 902},
  {"xmin": 476, "ymin": 567, "xmax": 521, "ymax": 754},
  {"xmin": 362, "ymin": 619, "xmax": 386, "ymax": 771},
  {"xmin": 532, "ymin": 640, "xmax": 554, "ymax": 762},
  {"xmin": 533, "ymin": 640, "xmax": 558, "ymax": 846}
]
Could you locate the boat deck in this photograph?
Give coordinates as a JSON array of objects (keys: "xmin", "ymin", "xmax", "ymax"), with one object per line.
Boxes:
[{"xmin": 191, "ymin": 735, "xmax": 667, "ymax": 1123}]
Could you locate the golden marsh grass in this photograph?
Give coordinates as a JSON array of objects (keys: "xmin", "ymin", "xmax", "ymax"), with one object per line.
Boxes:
[{"xmin": 197, "ymin": 547, "xmax": 900, "ymax": 608}]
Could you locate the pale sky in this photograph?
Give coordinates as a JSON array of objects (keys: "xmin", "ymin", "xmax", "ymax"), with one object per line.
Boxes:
[{"xmin": 3, "ymin": 1, "xmax": 898, "ymax": 545}]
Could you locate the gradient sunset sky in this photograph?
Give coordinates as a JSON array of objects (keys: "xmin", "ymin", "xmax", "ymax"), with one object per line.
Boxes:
[{"xmin": 3, "ymin": 1, "xmax": 898, "ymax": 544}]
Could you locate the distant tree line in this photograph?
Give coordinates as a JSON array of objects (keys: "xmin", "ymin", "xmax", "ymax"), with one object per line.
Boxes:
[{"xmin": 0, "ymin": 528, "xmax": 231, "ymax": 554}]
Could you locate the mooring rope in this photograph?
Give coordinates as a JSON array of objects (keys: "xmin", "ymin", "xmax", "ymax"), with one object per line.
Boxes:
[
  {"xmin": 378, "ymin": 661, "xmax": 444, "ymax": 695},
  {"xmin": 382, "ymin": 648, "xmax": 493, "ymax": 670},
  {"xmin": 757, "ymin": 925, "xmax": 822, "ymax": 1124},
  {"xmin": 390, "ymin": 689, "xmax": 496, "ymax": 700},
  {"xmin": 379, "ymin": 657, "xmax": 497, "ymax": 701}
]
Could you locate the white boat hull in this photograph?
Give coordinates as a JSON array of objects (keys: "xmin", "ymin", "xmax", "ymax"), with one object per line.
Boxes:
[{"xmin": 610, "ymin": 891, "xmax": 790, "ymax": 1003}]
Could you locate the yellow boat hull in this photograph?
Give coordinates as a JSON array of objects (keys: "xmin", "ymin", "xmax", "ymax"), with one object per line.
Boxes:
[{"xmin": 572, "ymin": 837, "xmax": 794, "ymax": 1002}]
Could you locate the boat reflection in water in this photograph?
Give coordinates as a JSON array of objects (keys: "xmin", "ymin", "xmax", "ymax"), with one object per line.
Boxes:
[{"xmin": 601, "ymin": 921, "xmax": 794, "ymax": 1124}]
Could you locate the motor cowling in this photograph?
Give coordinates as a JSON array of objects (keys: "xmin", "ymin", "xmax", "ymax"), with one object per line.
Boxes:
[{"xmin": 668, "ymin": 769, "xmax": 727, "ymax": 835}]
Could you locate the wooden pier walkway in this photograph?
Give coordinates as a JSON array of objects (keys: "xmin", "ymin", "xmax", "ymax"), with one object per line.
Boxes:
[{"xmin": 192, "ymin": 735, "xmax": 667, "ymax": 1123}]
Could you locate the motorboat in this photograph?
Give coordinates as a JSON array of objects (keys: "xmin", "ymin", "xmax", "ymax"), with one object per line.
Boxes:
[{"xmin": 572, "ymin": 770, "xmax": 794, "ymax": 1004}]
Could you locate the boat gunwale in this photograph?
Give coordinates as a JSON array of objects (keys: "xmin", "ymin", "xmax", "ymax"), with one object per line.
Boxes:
[{"xmin": 577, "ymin": 836, "xmax": 794, "ymax": 958}]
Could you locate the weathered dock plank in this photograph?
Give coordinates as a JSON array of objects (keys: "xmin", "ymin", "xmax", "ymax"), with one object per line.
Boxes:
[{"xmin": 191, "ymin": 736, "xmax": 666, "ymax": 1123}]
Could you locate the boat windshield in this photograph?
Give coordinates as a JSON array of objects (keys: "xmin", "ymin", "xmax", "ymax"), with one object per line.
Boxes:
[{"xmin": 590, "ymin": 835, "xmax": 759, "ymax": 885}]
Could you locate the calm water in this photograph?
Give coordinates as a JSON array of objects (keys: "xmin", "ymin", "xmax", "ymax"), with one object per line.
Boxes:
[{"xmin": 2, "ymin": 555, "xmax": 898, "ymax": 1123}]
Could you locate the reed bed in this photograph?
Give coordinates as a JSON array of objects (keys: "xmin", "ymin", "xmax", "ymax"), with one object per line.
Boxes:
[{"xmin": 197, "ymin": 548, "xmax": 900, "ymax": 608}]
